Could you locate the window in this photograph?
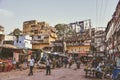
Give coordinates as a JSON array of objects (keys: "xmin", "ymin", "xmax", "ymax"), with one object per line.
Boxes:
[
  {"xmin": 34, "ymin": 30, "xmax": 38, "ymax": 34},
  {"xmin": 31, "ymin": 25, "xmax": 36, "ymax": 28},
  {"xmin": 38, "ymin": 36, "xmax": 41, "ymax": 39},
  {"xmin": 31, "ymin": 30, "xmax": 33, "ymax": 32},
  {"xmin": 19, "ymin": 41, "xmax": 21, "ymax": 43}
]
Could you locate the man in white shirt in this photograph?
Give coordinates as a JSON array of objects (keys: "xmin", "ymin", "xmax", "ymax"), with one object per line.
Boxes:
[
  {"xmin": 12, "ymin": 58, "xmax": 16, "ymax": 70},
  {"xmin": 28, "ymin": 57, "xmax": 35, "ymax": 76}
]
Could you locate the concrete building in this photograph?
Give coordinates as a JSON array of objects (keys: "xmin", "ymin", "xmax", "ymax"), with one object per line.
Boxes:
[
  {"xmin": 23, "ymin": 20, "xmax": 57, "ymax": 50},
  {"xmin": 93, "ymin": 27, "xmax": 106, "ymax": 56},
  {"xmin": 4, "ymin": 35, "xmax": 16, "ymax": 44},
  {"xmin": 23, "ymin": 20, "xmax": 49, "ymax": 36},
  {"xmin": 32, "ymin": 33, "xmax": 56, "ymax": 49},
  {"xmin": 0, "ymin": 25, "xmax": 5, "ymax": 45},
  {"xmin": 106, "ymin": 0, "xmax": 120, "ymax": 56},
  {"xmin": 64, "ymin": 28, "xmax": 94, "ymax": 57}
]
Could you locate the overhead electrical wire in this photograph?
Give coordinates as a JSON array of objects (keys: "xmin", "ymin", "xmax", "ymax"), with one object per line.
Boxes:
[
  {"xmin": 95, "ymin": 0, "xmax": 98, "ymax": 28},
  {"xmin": 102, "ymin": 0, "xmax": 108, "ymax": 27},
  {"xmin": 99, "ymin": 0, "xmax": 104, "ymax": 27},
  {"xmin": 95, "ymin": 0, "xmax": 109, "ymax": 29}
]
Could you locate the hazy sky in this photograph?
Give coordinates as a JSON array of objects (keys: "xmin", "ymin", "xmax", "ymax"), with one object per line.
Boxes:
[{"xmin": 0, "ymin": 0, "xmax": 119, "ymax": 34}]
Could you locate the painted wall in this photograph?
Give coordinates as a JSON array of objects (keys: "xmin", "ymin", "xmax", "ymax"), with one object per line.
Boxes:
[
  {"xmin": 5, "ymin": 35, "xmax": 16, "ymax": 41},
  {"xmin": 14, "ymin": 35, "xmax": 32, "ymax": 49},
  {"xmin": 32, "ymin": 43, "xmax": 49, "ymax": 49}
]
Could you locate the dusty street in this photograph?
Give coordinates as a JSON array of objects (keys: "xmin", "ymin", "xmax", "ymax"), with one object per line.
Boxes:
[{"xmin": 0, "ymin": 64, "xmax": 109, "ymax": 80}]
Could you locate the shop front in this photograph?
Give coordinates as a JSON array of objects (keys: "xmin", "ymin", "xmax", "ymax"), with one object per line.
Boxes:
[{"xmin": 67, "ymin": 45, "xmax": 90, "ymax": 56}]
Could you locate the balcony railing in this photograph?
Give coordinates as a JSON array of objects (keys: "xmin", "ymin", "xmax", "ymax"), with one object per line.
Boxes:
[{"xmin": 66, "ymin": 43, "xmax": 84, "ymax": 46}]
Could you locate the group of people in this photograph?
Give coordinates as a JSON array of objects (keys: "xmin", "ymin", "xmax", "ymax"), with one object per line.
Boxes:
[
  {"xmin": 28, "ymin": 56, "xmax": 81, "ymax": 76},
  {"xmin": 63, "ymin": 56, "xmax": 81, "ymax": 69},
  {"xmin": 28, "ymin": 56, "xmax": 54, "ymax": 76},
  {"xmin": 91, "ymin": 58, "xmax": 115, "ymax": 79}
]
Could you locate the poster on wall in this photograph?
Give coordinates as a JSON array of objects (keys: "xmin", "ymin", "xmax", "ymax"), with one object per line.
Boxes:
[{"xmin": 13, "ymin": 53, "xmax": 19, "ymax": 62}]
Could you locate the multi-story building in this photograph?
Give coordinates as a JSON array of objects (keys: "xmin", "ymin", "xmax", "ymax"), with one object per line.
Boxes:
[
  {"xmin": 4, "ymin": 35, "xmax": 16, "ymax": 44},
  {"xmin": 106, "ymin": 0, "xmax": 120, "ymax": 56},
  {"xmin": 23, "ymin": 20, "xmax": 49, "ymax": 35},
  {"xmin": 93, "ymin": 27, "xmax": 106, "ymax": 56},
  {"xmin": 64, "ymin": 28, "xmax": 94, "ymax": 57},
  {"xmin": 0, "ymin": 25, "xmax": 5, "ymax": 45},
  {"xmin": 23, "ymin": 20, "xmax": 57, "ymax": 50},
  {"xmin": 32, "ymin": 32, "xmax": 57, "ymax": 49},
  {"xmin": 106, "ymin": 20, "xmax": 115, "ymax": 55}
]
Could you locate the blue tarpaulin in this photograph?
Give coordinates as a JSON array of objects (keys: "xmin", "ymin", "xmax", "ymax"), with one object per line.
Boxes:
[{"xmin": 112, "ymin": 68, "xmax": 120, "ymax": 80}]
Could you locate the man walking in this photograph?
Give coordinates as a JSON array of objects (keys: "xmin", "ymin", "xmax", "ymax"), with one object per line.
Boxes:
[
  {"xmin": 28, "ymin": 56, "xmax": 35, "ymax": 76},
  {"xmin": 76, "ymin": 57, "xmax": 81, "ymax": 69},
  {"xmin": 46, "ymin": 58, "xmax": 51, "ymax": 75},
  {"xmin": 64, "ymin": 57, "xmax": 68, "ymax": 68}
]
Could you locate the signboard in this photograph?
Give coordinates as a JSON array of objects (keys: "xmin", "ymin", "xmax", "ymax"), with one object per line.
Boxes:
[
  {"xmin": 79, "ymin": 46, "xmax": 90, "ymax": 52},
  {"xmin": 68, "ymin": 46, "xmax": 90, "ymax": 54}
]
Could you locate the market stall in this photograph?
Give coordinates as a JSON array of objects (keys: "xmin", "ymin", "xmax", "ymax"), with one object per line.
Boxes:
[
  {"xmin": 0, "ymin": 44, "xmax": 17, "ymax": 72},
  {"xmin": 84, "ymin": 56, "xmax": 107, "ymax": 79},
  {"xmin": 0, "ymin": 59, "xmax": 13, "ymax": 72}
]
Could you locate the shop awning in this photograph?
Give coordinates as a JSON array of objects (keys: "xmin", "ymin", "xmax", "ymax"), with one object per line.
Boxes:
[{"xmin": 0, "ymin": 44, "xmax": 17, "ymax": 49}]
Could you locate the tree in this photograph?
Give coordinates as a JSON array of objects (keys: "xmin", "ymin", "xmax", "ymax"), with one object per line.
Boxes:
[
  {"xmin": 54, "ymin": 24, "xmax": 73, "ymax": 38},
  {"xmin": 9, "ymin": 28, "xmax": 22, "ymax": 42},
  {"xmin": 9, "ymin": 28, "xmax": 22, "ymax": 36}
]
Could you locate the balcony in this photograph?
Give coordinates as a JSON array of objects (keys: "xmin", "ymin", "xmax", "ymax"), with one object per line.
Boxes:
[
  {"xmin": 66, "ymin": 42, "xmax": 84, "ymax": 46},
  {"xmin": 32, "ymin": 39, "xmax": 49, "ymax": 44}
]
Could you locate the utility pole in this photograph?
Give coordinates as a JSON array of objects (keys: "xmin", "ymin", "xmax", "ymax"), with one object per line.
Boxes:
[{"xmin": 89, "ymin": 19, "xmax": 92, "ymax": 38}]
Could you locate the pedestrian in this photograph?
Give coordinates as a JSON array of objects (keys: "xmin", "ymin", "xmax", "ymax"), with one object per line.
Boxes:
[
  {"xmin": 28, "ymin": 56, "xmax": 35, "ymax": 76},
  {"xmin": 95, "ymin": 65, "xmax": 103, "ymax": 79},
  {"xmin": 76, "ymin": 57, "xmax": 81, "ymax": 69},
  {"xmin": 64, "ymin": 57, "xmax": 68, "ymax": 68},
  {"xmin": 68, "ymin": 57, "xmax": 72, "ymax": 68},
  {"xmin": 12, "ymin": 58, "xmax": 16, "ymax": 70},
  {"xmin": 46, "ymin": 58, "xmax": 51, "ymax": 75},
  {"xmin": 52, "ymin": 58, "xmax": 56, "ymax": 69}
]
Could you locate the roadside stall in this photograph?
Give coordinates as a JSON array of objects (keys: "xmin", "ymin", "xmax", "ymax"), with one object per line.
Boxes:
[
  {"xmin": 0, "ymin": 44, "xmax": 17, "ymax": 72},
  {"xmin": 84, "ymin": 56, "xmax": 96, "ymax": 78},
  {"xmin": 0, "ymin": 44, "xmax": 27, "ymax": 72},
  {"xmin": 84, "ymin": 55, "xmax": 104, "ymax": 78},
  {"xmin": 0, "ymin": 59, "xmax": 13, "ymax": 72},
  {"xmin": 80, "ymin": 55, "xmax": 93, "ymax": 64}
]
